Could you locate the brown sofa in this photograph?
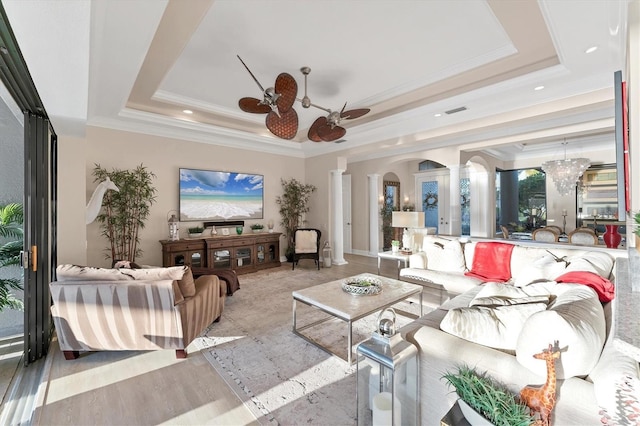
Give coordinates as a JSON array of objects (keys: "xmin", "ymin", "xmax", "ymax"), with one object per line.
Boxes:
[{"xmin": 50, "ymin": 265, "xmax": 225, "ymax": 359}]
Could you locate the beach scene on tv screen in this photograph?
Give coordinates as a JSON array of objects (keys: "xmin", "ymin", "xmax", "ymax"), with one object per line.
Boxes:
[{"xmin": 180, "ymin": 169, "xmax": 263, "ymax": 221}]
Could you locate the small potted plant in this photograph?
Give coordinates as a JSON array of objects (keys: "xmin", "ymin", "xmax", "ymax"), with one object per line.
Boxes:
[
  {"xmin": 442, "ymin": 365, "xmax": 533, "ymax": 426},
  {"xmin": 251, "ymin": 223, "xmax": 264, "ymax": 233},
  {"xmin": 188, "ymin": 226, "xmax": 204, "ymax": 238},
  {"xmin": 391, "ymin": 240, "xmax": 400, "ymax": 253}
]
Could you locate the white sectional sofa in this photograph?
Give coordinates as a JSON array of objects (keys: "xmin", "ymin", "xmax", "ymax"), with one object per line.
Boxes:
[{"xmin": 398, "ymin": 236, "xmax": 639, "ymax": 425}]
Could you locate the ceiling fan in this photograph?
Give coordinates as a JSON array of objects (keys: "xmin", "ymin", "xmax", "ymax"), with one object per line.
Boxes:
[
  {"xmin": 237, "ymin": 55, "xmax": 298, "ymax": 140},
  {"xmin": 299, "ymin": 66, "xmax": 370, "ymax": 142}
]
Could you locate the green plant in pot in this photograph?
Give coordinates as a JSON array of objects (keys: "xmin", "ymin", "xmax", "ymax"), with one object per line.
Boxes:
[
  {"xmin": 0, "ymin": 203, "xmax": 24, "ymax": 311},
  {"xmin": 93, "ymin": 164, "xmax": 157, "ymax": 265},
  {"xmin": 250, "ymin": 223, "xmax": 264, "ymax": 233},
  {"xmin": 188, "ymin": 226, "xmax": 204, "ymax": 237},
  {"xmin": 275, "ymin": 178, "xmax": 316, "ymax": 261},
  {"xmin": 442, "ymin": 365, "xmax": 534, "ymax": 426},
  {"xmin": 380, "ymin": 194, "xmax": 396, "ymax": 250}
]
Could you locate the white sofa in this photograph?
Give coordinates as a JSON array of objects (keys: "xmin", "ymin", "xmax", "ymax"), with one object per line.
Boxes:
[{"xmin": 398, "ymin": 236, "xmax": 639, "ymax": 425}]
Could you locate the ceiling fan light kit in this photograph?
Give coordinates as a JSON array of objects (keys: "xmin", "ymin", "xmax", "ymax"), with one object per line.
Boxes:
[{"xmin": 237, "ymin": 56, "xmax": 369, "ymax": 142}]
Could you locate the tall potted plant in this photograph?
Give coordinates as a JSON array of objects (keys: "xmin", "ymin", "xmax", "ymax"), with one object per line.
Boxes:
[
  {"xmin": 93, "ymin": 164, "xmax": 157, "ymax": 264},
  {"xmin": 276, "ymin": 178, "xmax": 316, "ymax": 260},
  {"xmin": 0, "ymin": 203, "xmax": 24, "ymax": 311}
]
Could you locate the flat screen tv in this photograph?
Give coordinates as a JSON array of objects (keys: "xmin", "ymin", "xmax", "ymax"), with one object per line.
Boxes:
[{"xmin": 179, "ymin": 168, "xmax": 264, "ymax": 221}]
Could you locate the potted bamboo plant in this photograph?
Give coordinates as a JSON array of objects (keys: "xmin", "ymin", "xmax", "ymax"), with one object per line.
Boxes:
[
  {"xmin": 442, "ymin": 365, "xmax": 534, "ymax": 426},
  {"xmin": 93, "ymin": 164, "xmax": 157, "ymax": 265},
  {"xmin": 275, "ymin": 178, "xmax": 316, "ymax": 261}
]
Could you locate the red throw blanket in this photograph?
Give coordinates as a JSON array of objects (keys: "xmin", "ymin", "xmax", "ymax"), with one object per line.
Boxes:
[
  {"xmin": 555, "ymin": 271, "xmax": 615, "ymax": 302},
  {"xmin": 464, "ymin": 242, "xmax": 514, "ymax": 282}
]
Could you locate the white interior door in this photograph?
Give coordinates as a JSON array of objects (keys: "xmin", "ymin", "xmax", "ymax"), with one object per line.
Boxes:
[{"xmin": 342, "ymin": 174, "xmax": 352, "ymax": 253}]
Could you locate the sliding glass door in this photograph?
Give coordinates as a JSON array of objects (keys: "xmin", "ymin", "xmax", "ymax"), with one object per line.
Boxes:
[
  {"xmin": 22, "ymin": 113, "xmax": 56, "ymax": 363},
  {"xmin": 0, "ymin": 5, "xmax": 57, "ymax": 365}
]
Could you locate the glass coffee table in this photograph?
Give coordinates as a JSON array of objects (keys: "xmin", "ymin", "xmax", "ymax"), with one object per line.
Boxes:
[{"xmin": 292, "ymin": 273, "xmax": 422, "ymax": 364}]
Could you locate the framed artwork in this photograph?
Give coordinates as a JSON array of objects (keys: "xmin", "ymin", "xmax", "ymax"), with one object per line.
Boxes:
[{"xmin": 222, "ymin": 228, "xmax": 230, "ymax": 236}]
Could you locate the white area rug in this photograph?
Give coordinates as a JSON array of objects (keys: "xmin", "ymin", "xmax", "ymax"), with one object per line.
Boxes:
[{"xmin": 193, "ymin": 266, "xmax": 426, "ymax": 425}]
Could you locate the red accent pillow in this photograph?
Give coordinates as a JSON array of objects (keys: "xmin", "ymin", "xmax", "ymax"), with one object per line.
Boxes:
[
  {"xmin": 464, "ymin": 242, "xmax": 514, "ymax": 282},
  {"xmin": 555, "ymin": 271, "xmax": 615, "ymax": 302}
]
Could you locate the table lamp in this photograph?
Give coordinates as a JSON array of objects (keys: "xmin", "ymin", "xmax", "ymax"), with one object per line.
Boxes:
[{"xmin": 391, "ymin": 211, "xmax": 425, "ymax": 250}]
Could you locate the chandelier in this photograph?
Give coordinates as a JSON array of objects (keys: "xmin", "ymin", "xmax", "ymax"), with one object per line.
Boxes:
[{"xmin": 541, "ymin": 142, "xmax": 590, "ymax": 196}]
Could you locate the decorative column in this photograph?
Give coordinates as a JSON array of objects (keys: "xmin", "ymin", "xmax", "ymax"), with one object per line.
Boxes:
[
  {"xmin": 448, "ymin": 164, "xmax": 461, "ymax": 236},
  {"xmin": 469, "ymin": 167, "xmax": 493, "ymax": 238},
  {"xmin": 368, "ymin": 174, "xmax": 380, "ymax": 256},
  {"xmin": 331, "ymin": 169, "xmax": 347, "ymax": 265}
]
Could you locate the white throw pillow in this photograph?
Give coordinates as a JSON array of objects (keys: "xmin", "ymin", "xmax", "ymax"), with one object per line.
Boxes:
[
  {"xmin": 473, "ymin": 282, "xmax": 554, "ymax": 300},
  {"xmin": 516, "ymin": 284, "xmax": 606, "ymax": 379},
  {"xmin": 120, "ymin": 266, "xmax": 186, "ymax": 281},
  {"xmin": 295, "ymin": 231, "xmax": 318, "ymax": 253},
  {"xmin": 513, "ymin": 255, "xmax": 568, "ymax": 287},
  {"xmin": 422, "ymin": 238, "xmax": 466, "ymax": 273},
  {"xmin": 56, "ymin": 264, "xmax": 133, "ymax": 281},
  {"xmin": 564, "ymin": 252, "xmax": 614, "ymax": 279},
  {"xmin": 440, "ymin": 302, "xmax": 548, "ymax": 351},
  {"xmin": 56, "ymin": 264, "xmax": 187, "ymax": 282}
]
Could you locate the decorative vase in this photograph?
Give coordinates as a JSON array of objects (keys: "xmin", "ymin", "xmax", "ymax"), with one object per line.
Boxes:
[
  {"xmin": 457, "ymin": 399, "xmax": 493, "ymax": 426},
  {"xmin": 603, "ymin": 225, "xmax": 622, "ymax": 249},
  {"xmin": 236, "ymin": 226, "xmax": 243, "ymax": 235}
]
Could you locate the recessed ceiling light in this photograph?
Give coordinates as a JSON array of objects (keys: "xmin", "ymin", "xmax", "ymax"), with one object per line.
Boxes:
[
  {"xmin": 434, "ymin": 113, "xmax": 442, "ymax": 117},
  {"xmin": 534, "ymin": 85, "xmax": 545, "ymax": 91},
  {"xmin": 585, "ymin": 46, "xmax": 598, "ymax": 54},
  {"xmin": 183, "ymin": 109, "xmax": 193, "ymax": 114}
]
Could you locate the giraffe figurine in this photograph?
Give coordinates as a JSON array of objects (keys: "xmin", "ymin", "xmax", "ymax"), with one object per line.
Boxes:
[{"xmin": 519, "ymin": 341, "xmax": 561, "ymax": 426}]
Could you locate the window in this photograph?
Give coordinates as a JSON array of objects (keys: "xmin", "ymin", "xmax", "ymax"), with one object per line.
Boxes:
[{"xmin": 496, "ymin": 168, "xmax": 546, "ymax": 233}]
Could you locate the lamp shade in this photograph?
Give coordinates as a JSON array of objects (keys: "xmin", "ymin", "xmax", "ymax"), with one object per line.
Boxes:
[{"xmin": 391, "ymin": 211, "xmax": 425, "ymax": 228}]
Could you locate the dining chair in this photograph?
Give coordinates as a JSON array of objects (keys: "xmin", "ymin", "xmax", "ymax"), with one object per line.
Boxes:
[{"xmin": 568, "ymin": 228, "xmax": 599, "ymax": 245}]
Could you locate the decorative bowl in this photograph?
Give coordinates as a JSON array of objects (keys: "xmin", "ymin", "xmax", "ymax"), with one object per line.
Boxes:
[{"xmin": 342, "ymin": 276, "xmax": 382, "ymax": 296}]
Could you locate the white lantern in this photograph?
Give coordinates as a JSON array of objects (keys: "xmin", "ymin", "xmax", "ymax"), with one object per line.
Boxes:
[
  {"xmin": 168, "ymin": 211, "xmax": 179, "ymax": 241},
  {"xmin": 357, "ymin": 308, "xmax": 419, "ymax": 426}
]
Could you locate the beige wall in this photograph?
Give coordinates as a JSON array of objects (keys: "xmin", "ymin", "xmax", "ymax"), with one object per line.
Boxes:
[
  {"xmin": 57, "ymin": 124, "xmax": 621, "ymax": 267},
  {"xmin": 58, "ymin": 126, "xmax": 306, "ymax": 267},
  {"xmin": 57, "ymin": 135, "xmax": 87, "ymax": 265}
]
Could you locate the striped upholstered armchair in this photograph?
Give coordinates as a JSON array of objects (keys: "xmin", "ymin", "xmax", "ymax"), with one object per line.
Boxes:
[{"xmin": 50, "ymin": 265, "xmax": 224, "ymax": 359}]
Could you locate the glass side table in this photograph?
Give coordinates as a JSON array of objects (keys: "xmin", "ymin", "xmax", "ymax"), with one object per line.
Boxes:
[{"xmin": 377, "ymin": 251, "xmax": 411, "ymax": 279}]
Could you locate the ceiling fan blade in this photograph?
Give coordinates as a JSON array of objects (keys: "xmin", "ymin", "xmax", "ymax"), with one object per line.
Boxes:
[
  {"xmin": 308, "ymin": 116, "xmax": 327, "ymax": 142},
  {"xmin": 239, "ymin": 97, "xmax": 271, "ymax": 114},
  {"xmin": 318, "ymin": 124, "xmax": 346, "ymax": 142},
  {"xmin": 274, "ymin": 73, "xmax": 297, "ymax": 112},
  {"xmin": 341, "ymin": 108, "xmax": 370, "ymax": 120},
  {"xmin": 266, "ymin": 108, "xmax": 298, "ymax": 140}
]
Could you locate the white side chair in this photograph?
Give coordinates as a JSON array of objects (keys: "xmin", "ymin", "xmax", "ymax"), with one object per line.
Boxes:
[
  {"xmin": 532, "ymin": 227, "xmax": 560, "ymax": 243},
  {"xmin": 568, "ymin": 228, "xmax": 599, "ymax": 245},
  {"xmin": 292, "ymin": 228, "xmax": 321, "ymax": 270}
]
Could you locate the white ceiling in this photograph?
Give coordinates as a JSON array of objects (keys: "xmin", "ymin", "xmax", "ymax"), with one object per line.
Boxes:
[{"xmin": 2, "ymin": 0, "xmax": 629, "ymax": 162}]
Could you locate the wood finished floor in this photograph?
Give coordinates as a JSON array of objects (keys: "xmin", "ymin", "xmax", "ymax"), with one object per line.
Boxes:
[{"xmin": 32, "ymin": 254, "xmax": 406, "ymax": 425}]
